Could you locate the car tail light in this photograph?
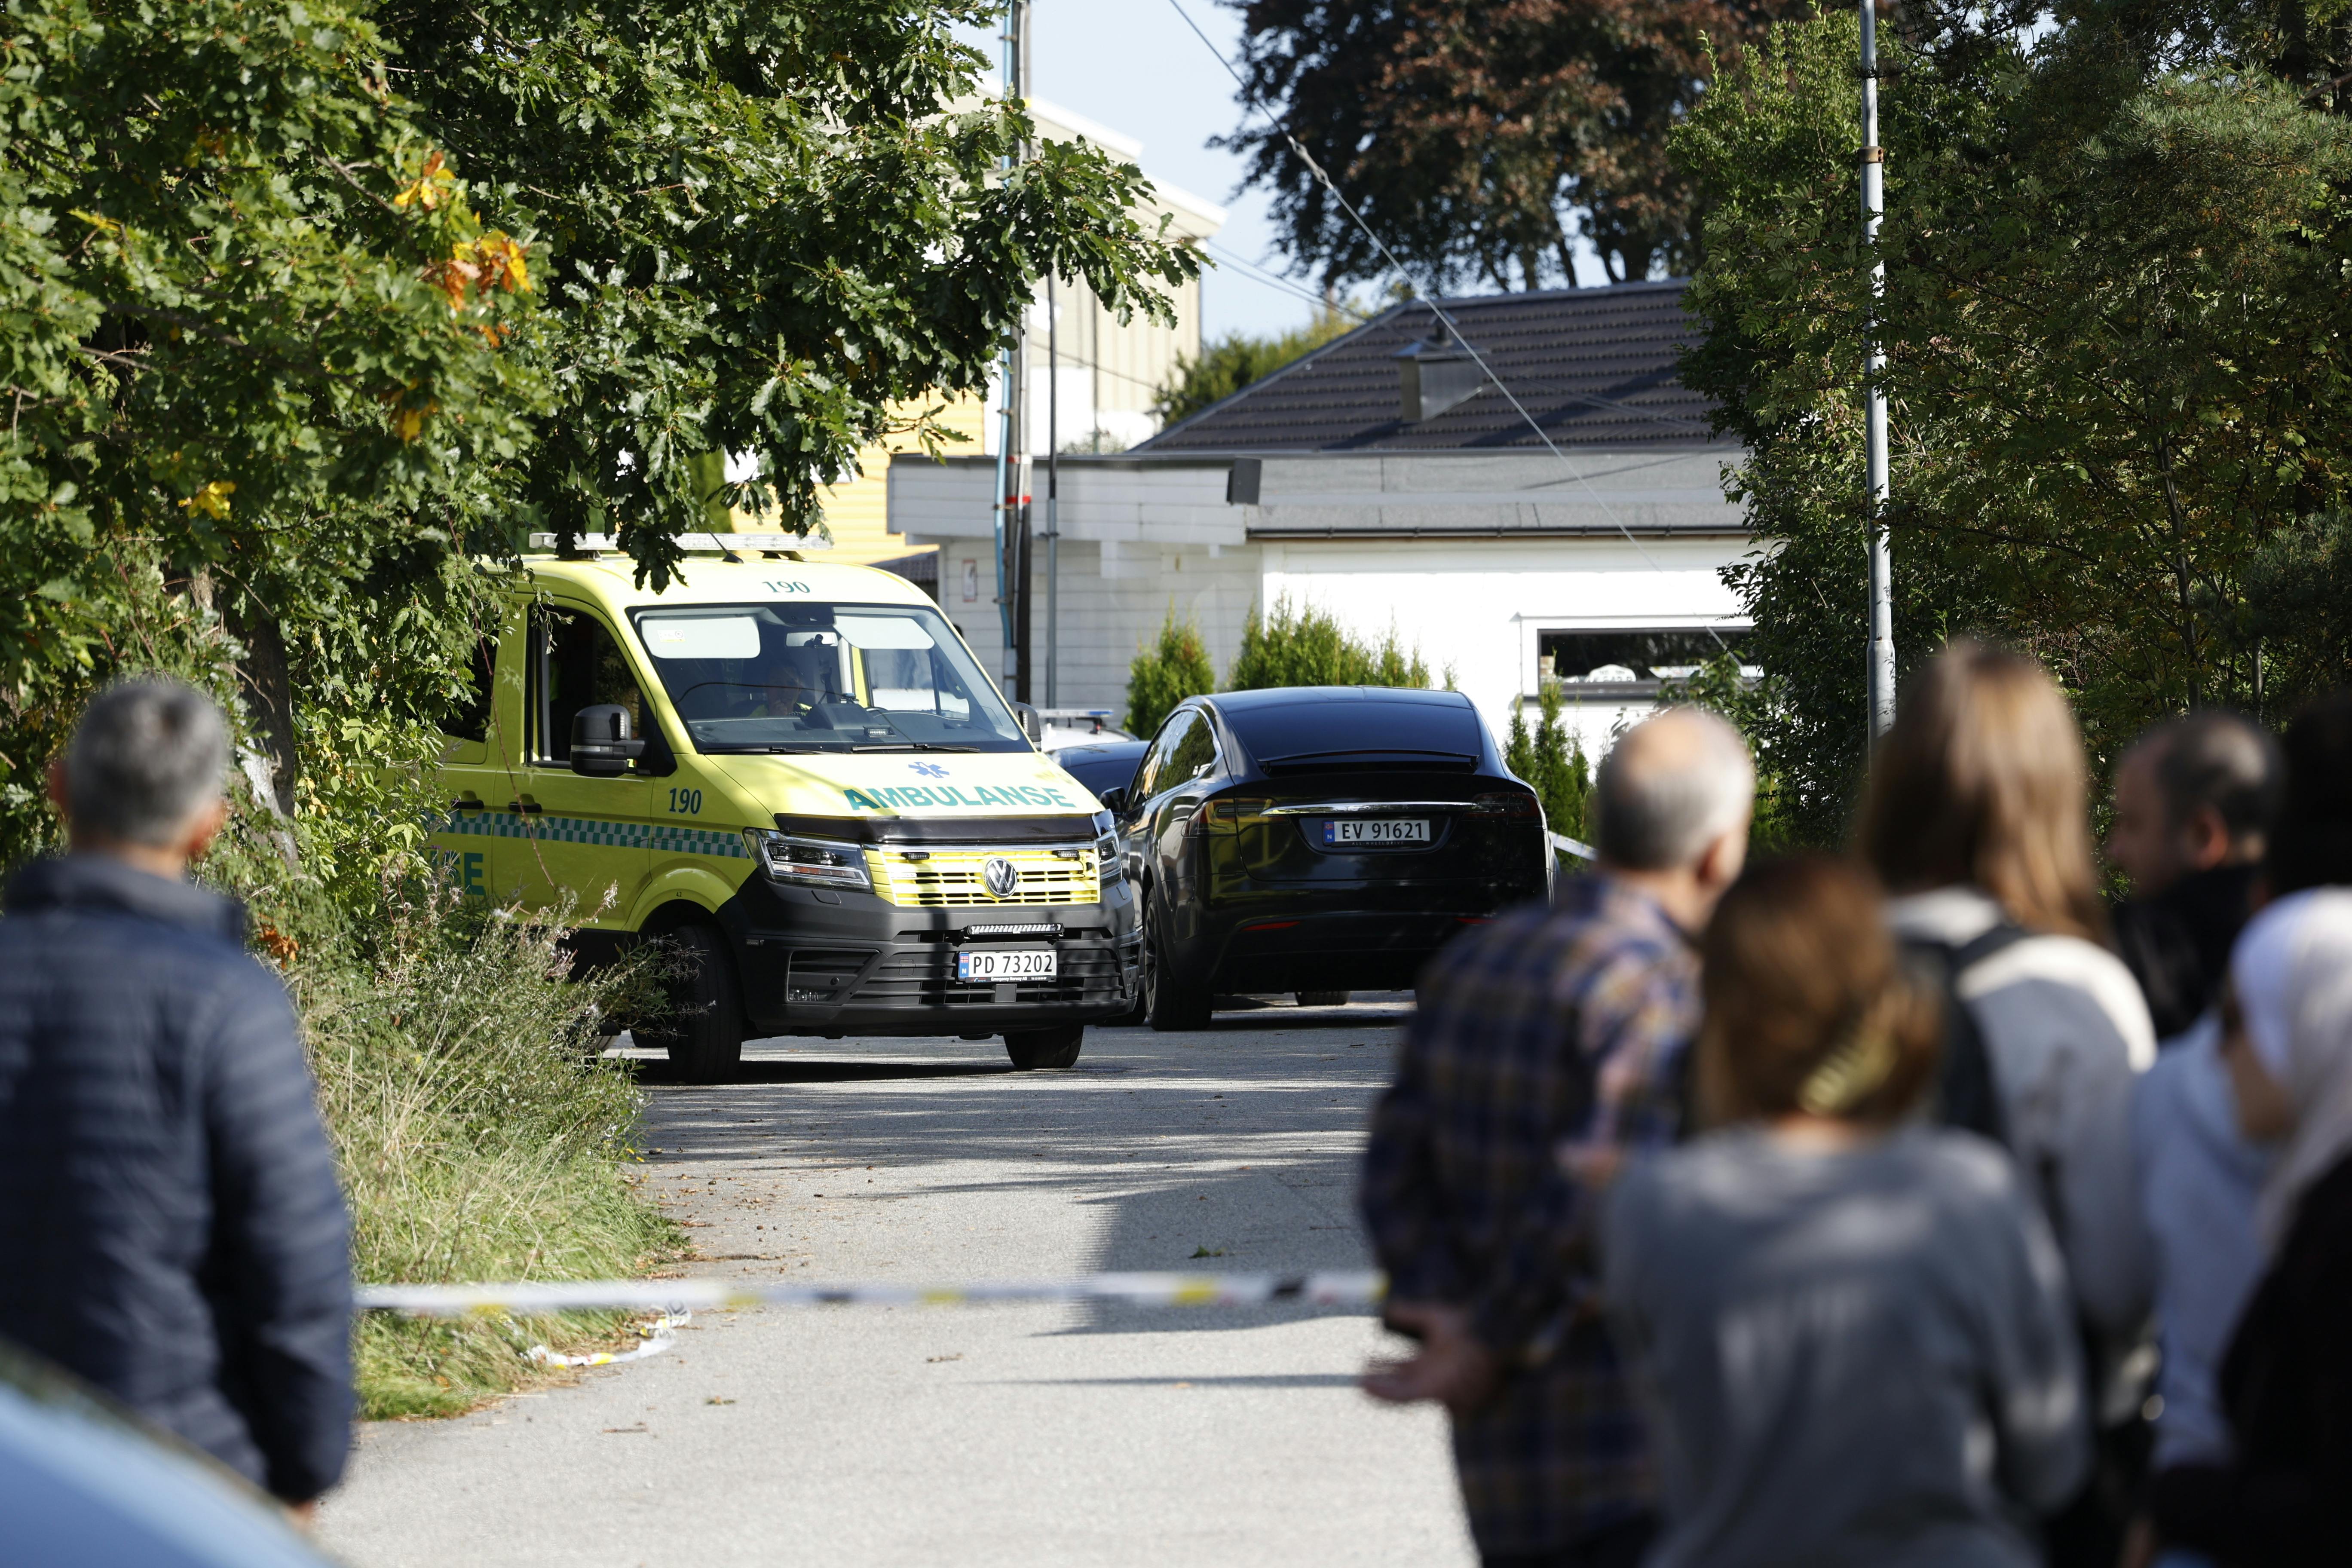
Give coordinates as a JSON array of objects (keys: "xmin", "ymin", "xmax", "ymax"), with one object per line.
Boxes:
[
  {"xmin": 1202, "ymin": 796, "xmax": 1270, "ymax": 832},
  {"xmin": 1474, "ymin": 791, "xmax": 1541, "ymax": 820}
]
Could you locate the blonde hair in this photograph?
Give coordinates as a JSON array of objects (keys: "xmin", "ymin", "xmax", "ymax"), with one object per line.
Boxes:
[{"xmin": 1859, "ymin": 640, "xmax": 2104, "ymax": 941}]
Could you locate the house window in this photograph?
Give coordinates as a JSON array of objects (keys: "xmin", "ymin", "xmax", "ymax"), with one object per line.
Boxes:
[{"xmin": 1536, "ymin": 628, "xmax": 1757, "ymax": 696}]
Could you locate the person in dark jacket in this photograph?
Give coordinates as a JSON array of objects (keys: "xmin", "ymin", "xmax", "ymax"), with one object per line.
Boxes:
[
  {"xmin": 0, "ymin": 678, "xmax": 352, "ymax": 1512},
  {"xmin": 2107, "ymin": 712, "xmax": 2282, "ymax": 1044}
]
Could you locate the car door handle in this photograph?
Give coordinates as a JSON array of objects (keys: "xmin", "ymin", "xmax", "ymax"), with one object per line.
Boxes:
[
  {"xmin": 508, "ymin": 799, "xmax": 543, "ymax": 815},
  {"xmin": 449, "ymin": 799, "xmax": 485, "ymax": 812}
]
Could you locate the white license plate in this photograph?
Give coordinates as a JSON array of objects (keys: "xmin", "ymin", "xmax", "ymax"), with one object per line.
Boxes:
[
  {"xmin": 956, "ymin": 948, "xmax": 1058, "ymax": 982},
  {"xmin": 1322, "ymin": 818, "xmax": 1431, "ymax": 845}
]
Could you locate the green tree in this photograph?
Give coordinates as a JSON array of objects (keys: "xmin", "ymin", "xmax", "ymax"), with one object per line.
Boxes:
[
  {"xmin": 0, "ymin": 0, "xmax": 540, "ymax": 845},
  {"xmin": 1225, "ymin": 595, "xmax": 1430, "ymax": 691},
  {"xmin": 1675, "ymin": 12, "xmax": 2352, "ymax": 841},
  {"xmin": 1524, "ymin": 683, "xmax": 1591, "ymax": 845},
  {"xmin": 2245, "ymin": 513, "xmax": 2352, "ymax": 712},
  {"xmin": 1153, "ymin": 309, "xmax": 1357, "ymax": 427},
  {"xmin": 380, "ymin": 0, "xmax": 1197, "ymax": 587},
  {"xmin": 1657, "ymin": 651, "xmax": 1792, "ymax": 851},
  {"xmin": 1126, "ymin": 607, "xmax": 1217, "ymax": 737},
  {"xmin": 1223, "ymin": 0, "xmax": 1816, "ymax": 290},
  {"xmin": 0, "ymin": 0, "xmax": 1202, "ymax": 867}
]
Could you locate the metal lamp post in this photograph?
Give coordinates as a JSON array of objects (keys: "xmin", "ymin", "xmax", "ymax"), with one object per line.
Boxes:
[{"xmin": 1862, "ymin": 0, "xmax": 1896, "ymax": 738}]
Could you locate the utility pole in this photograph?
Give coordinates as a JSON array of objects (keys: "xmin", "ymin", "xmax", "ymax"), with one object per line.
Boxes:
[
  {"xmin": 1045, "ymin": 268, "xmax": 1061, "ymax": 708},
  {"xmin": 992, "ymin": 0, "xmax": 1032, "ymax": 697},
  {"xmin": 1861, "ymin": 0, "xmax": 1896, "ymax": 738}
]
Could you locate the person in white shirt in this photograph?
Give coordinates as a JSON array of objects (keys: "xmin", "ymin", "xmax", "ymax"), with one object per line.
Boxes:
[{"xmin": 1857, "ymin": 640, "xmax": 2156, "ymax": 1568}]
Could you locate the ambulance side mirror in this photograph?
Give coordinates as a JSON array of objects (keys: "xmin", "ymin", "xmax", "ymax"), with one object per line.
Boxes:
[{"xmin": 570, "ymin": 704, "xmax": 646, "ymax": 777}]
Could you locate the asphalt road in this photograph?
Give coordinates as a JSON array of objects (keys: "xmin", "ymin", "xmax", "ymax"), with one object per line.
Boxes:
[{"xmin": 316, "ymin": 998, "xmax": 1474, "ymax": 1568}]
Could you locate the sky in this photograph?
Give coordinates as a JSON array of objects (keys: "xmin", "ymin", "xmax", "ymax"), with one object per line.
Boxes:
[{"xmin": 952, "ymin": 0, "xmax": 1329, "ymax": 343}]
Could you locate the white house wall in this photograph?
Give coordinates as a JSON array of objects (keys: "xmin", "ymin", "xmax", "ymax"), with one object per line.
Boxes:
[
  {"xmin": 1259, "ymin": 536, "xmax": 1747, "ymax": 758},
  {"xmin": 890, "ymin": 451, "xmax": 1754, "ymax": 755},
  {"xmin": 931, "ymin": 537, "xmax": 1259, "ymax": 720}
]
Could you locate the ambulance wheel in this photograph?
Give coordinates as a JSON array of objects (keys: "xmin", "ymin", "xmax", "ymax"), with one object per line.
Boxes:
[
  {"xmin": 1004, "ymin": 1026, "xmax": 1084, "ymax": 1070},
  {"xmin": 1143, "ymin": 901, "xmax": 1213, "ymax": 1032},
  {"xmin": 1295, "ymin": 990, "xmax": 1350, "ymax": 1007},
  {"xmin": 655, "ymin": 924, "xmax": 744, "ymax": 1084}
]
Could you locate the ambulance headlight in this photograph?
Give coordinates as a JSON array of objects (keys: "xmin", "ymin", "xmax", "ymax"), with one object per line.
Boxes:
[{"xmin": 744, "ymin": 830, "xmax": 872, "ymax": 892}]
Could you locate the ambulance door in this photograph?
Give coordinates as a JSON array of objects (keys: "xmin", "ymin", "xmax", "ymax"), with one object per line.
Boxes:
[
  {"xmin": 434, "ymin": 606, "xmax": 522, "ymax": 903},
  {"xmin": 493, "ymin": 602, "xmax": 657, "ymax": 928}
]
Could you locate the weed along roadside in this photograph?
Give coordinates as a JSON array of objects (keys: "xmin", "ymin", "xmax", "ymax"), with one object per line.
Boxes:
[{"xmin": 244, "ymin": 853, "xmax": 684, "ymax": 1419}]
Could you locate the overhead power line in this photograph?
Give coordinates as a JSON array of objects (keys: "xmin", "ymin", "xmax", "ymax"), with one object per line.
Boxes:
[{"xmin": 1160, "ymin": 0, "xmax": 1730, "ymax": 651}]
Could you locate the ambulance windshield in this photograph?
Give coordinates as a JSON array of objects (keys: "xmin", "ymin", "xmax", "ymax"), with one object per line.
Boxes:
[{"xmin": 632, "ymin": 602, "xmax": 1030, "ymax": 753}]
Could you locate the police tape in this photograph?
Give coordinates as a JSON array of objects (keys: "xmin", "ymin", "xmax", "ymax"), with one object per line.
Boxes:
[{"xmin": 357, "ymin": 1271, "xmax": 1387, "ymax": 1317}]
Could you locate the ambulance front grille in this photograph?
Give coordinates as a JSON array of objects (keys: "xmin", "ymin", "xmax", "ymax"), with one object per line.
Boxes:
[{"xmin": 866, "ymin": 846, "xmax": 1100, "ymax": 908}]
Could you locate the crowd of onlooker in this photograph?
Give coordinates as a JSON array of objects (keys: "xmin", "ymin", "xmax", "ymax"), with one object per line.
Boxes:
[
  {"xmin": 1364, "ymin": 642, "xmax": 2352, "ymax": 1568},
  {"xmin": 3, "ymin": 658, "xmax": 2346, "ymax": 1564}
]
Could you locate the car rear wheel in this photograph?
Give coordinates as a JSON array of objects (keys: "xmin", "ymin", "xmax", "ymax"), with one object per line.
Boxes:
[
  {"xmin": 1004, "ymin": 1025, "xmax": 1084, "ymax": 1070},
  {"xmin": 1295, "ymin": 990, "xmax": 1350, "ymax": 1007},
  {"xmin": 644, "ymin": 924, "xmax": 744, "ymax": 1084},
  {"xmin": 1144, "ymin": 899, "xmax": 1213, "ymax": 1032}
]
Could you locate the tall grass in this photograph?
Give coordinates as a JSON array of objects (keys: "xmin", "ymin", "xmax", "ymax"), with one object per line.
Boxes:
[{"xmin": 220, "ymin": 815, "xmax": 681, "ymax": 1418}]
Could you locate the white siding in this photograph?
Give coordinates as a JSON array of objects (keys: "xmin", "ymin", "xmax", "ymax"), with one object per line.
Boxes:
[{"xmin": 894, "ymin": 449, "xmax": 1754, "ymax": 753}]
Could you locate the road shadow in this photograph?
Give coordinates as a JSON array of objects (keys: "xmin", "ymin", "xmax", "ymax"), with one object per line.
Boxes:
[
  {"xmin": 993, "ymin": 1373, "xmax": 1365, "ymax": 1390},
  {"xmin": 633, "ymin": 1056, "xmax": 1018, "ymax": 1087},
  {"xmin": 628, "ymin": 1009, "xmax": 1409, "ymax": 1341}
]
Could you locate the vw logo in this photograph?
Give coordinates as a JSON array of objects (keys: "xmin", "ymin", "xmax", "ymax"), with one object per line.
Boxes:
[{"xmin": 982, "ymin": 857, "xmax": 1021, "ymax": 899}]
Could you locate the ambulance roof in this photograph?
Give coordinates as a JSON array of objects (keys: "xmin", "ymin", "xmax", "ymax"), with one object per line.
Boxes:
[{"xmin": 514, "ymin": 556, "xmax": 934, "ymax": 612}]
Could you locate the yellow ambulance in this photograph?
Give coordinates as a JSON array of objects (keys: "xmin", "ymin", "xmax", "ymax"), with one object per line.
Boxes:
[{"xmin": 429, "ymin": 534, "xmax": 1136, "ymax": 1081}]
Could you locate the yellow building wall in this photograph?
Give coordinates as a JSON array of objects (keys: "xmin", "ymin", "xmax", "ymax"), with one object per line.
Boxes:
[{"xmin": 815, "ymin": 393, "xmax": 991, "ymax": 566}]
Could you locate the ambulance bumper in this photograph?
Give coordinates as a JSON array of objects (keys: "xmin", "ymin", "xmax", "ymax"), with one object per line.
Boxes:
[{"xmin": 717, "ymin": 875, "xmax": 1140, "ymax": 1036}]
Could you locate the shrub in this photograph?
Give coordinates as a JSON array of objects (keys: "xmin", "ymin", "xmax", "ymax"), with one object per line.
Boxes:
[
  {"xmin": 1126, "ymin": 607, "xmax": 1217, "ymax": 736},
  {"xmin": 1658, "ymin": 651, "xmax": 1796, "ymax": 853},
  {"xmin": 211, "ymin": 802, "xmax": 678, "ymax": 1419},
  {"xmin": 1225, "ymin": 596, "xmax": 1430, "ymax": 692},
  {"xmin": 1506, "ymin": 683, "xmax": 1592, "ymax": 860}
]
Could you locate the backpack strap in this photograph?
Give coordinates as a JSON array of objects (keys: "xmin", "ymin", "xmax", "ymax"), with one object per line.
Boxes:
[{"xmin": 1900, "ymin": 920, "xmax": 2030, "ymax": 1145}]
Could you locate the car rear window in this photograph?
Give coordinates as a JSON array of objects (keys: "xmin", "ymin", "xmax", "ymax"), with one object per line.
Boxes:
[{"xmin": 1223, "ymin": 697, "xmax": 1482, "ymax": 766}]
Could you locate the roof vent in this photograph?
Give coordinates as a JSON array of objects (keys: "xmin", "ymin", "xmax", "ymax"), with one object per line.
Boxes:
[{"xmin": 1394, "ymin": 318, "xmax": 1485, "ymax": 422}]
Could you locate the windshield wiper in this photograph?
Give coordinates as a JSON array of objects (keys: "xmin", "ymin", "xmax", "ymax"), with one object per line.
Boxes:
[
  {"xmin": 847, "ymin": 742, "xmax": 981, "ymax": 753},
  {"xmin": 704, "ymin": 744, "xmax": 830, "ymax": 754}
]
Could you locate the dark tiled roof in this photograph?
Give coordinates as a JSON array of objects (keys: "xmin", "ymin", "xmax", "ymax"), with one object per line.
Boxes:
[{"xmin": 1140, "ymin": 279, "xmax": 1723, "ymax": 454}]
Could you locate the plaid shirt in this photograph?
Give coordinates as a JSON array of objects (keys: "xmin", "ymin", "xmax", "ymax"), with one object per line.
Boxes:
[{"xmin": 1360, "ymin": 874, "xmax": 1699, "ymax": 1556}]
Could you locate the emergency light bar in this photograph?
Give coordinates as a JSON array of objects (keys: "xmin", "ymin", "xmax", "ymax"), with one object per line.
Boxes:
[{"xmin": 521, "ymin": 532, "xmax": 830, "ymax": 558}]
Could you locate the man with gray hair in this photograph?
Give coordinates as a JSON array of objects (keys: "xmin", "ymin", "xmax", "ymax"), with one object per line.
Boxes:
[
  {"xmin": 1359, "ymin": 706, "xmax": 1753, "ymax": 1568},
  {"xmin": 0, "ymin": 677, "xmax": 352, "ymax": 1513}
]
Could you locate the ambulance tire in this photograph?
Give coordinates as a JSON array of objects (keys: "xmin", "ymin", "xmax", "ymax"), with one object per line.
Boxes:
[
  {"xmin": 1143, "ymin": 900, "xmax": 1213, "ymax": 1032},
  {"xmin": 1004, "ymin": 1026, "xmax": 1084, "ymax": 1071},
  {"xmin": 657, "ymin": 924, "xmax": 745, "ymax": 1084}
]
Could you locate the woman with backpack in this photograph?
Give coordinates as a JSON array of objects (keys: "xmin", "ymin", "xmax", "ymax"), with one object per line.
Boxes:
[
  {"xmin": 1858, "ymin": 640, "xmax": 2157, "ymax": 1564},
  {"xmin": 1603, "ymin": 854, "xmax": 2088, "ymax": 1568}
]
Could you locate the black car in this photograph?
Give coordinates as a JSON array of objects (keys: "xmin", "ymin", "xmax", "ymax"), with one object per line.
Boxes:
[
  {"xmin": 1102, "ymin": 687, "xmax": 1552, "ymax": 1028},
  {"xmin": 1051, "ymin": 738, "xmax": 1151, "ymax": 803}
]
